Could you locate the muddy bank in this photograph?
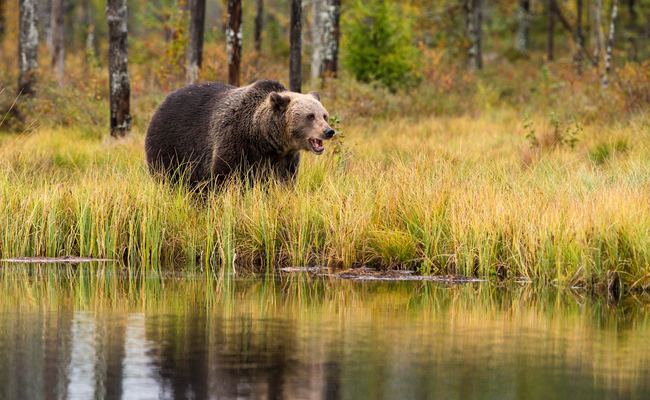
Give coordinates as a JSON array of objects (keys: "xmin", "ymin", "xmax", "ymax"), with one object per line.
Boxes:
[
  {"xmin": 280, "ymin": 266, "xmax": 486, "ymax": 283},
  {"xmin": 1, "ymin": 256, "xmax": 114, "ymax": 264}
]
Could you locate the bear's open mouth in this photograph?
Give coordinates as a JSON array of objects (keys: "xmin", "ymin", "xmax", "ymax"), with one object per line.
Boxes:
[{"xmin": 308, "ymin": 138, "xmax": 324, "ymax": 154}]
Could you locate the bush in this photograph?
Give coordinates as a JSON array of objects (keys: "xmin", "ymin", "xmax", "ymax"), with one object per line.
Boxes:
[{"xmin": 343, "ymin": 0, "xmax": 421, "ymax": 90}]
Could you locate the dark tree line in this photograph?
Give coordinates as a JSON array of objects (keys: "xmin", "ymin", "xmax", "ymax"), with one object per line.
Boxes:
[
  {"xmin": 12, "ymin": 0, "xmax": 340, "ymax": 136},
  {"xmin": 467, "ymin": 0, "xmax": 629, "ymax": 86},
  {"xmin": 9, "ymin": 0, "xmax": 641, "ymax": 137}
]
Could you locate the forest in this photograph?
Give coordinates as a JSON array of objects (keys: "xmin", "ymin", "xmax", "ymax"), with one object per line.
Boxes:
[{"xmin": 0, "ymin": 0, "xmax": 649, "ymax": 292}]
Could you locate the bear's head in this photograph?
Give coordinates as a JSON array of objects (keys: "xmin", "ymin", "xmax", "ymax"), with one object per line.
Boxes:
[{"xmin": 269, "ymin": 91, "xmax": 336, "ymax": 155}]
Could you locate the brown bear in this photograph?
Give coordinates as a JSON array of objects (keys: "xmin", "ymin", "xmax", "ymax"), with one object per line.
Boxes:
[{"xmin": 145, "ymin": 80, "xmax": 335, "ymax": 188}]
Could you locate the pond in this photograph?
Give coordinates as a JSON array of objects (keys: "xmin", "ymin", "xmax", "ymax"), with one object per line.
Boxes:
[{"xmin": 1, "ymin": 265, "xmax": 649, "ymax": 399}]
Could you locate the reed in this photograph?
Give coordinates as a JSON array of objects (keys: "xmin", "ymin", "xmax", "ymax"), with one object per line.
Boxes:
[{"xmin": 1, "ymin": 64, "xmax": 650, "ymax": 292}]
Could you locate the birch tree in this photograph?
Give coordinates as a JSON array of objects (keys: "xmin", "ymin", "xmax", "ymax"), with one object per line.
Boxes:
[
  {"xmin": 602, "ymin": 0, "xmax": 619, "ymax": 88},
  {"xmin": 93, "ymin": 315, "xmax": 127, "ymax": 400},
  {"xmin": 18, "ymin": 0, "xmax": 39, "ymax": 96},
  {"xmin": 50, "ymin": 0, "xmax": 64, "ymax": 82},
  {"xmin": 187, "ymin": 0, "xmax": 206, "ymax": 83},
  {"xmin": 311, "ymin": 0, "xmax": 323, "ymax": 81},
  {"xmin": 227, "ymin": 0, "xmax": 242, "ymax": 86},
  {"xmin": 289, "ymin": 0, "xmax": 302, "ymax": 92},
  {"xmin": 81, "ymin": 0, "xmax": 96, "ymax": 63},
  {"xmin": 591, "ymin": 0, "xmax": 604, "ymax": 66},
  {"xmin": 107, "ymin": 0, "xmax": 131, "ymax": 137},
  {"xmin": 515, "ymin": 0, "xmax": 530, "ymax": 55},
  {"xmin": 312, "ymin": 0, "xmax": 340, "ymax": 81},
  {"xmin": 465, "ymin": 0, "xmax": 482, "ymax": 70},
  {"xmin": 38, "ymin": 0, "xmax": 52, "ymax": 52},
  {"xmin": 322, "ymin": 0, "xmax": 340, "ymax": 77}
]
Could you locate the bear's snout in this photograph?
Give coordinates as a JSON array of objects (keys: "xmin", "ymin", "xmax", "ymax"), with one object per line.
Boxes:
[{"xmin": 324, "ymin": 128, "xmax": 336, "ymax": 139}]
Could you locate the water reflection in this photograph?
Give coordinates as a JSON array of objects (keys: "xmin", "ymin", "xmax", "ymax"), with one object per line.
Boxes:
[{"xmin": 0, "ymin": 266, "xmax": 649, "ymax": 399}]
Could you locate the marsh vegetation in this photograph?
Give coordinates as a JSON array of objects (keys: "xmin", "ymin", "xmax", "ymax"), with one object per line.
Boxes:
[
  {"xmin": 1, "ymin": 77, "xmax": 649, "ymax": 293},
  {"xmin": 1, "ymin": 0, "xmax": 649, "ymax": 295}
]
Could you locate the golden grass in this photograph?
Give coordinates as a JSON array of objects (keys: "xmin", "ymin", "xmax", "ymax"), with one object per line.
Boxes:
[{"xmin": 1, "ymin": 107, "xmax": 649, "ymax": 291}]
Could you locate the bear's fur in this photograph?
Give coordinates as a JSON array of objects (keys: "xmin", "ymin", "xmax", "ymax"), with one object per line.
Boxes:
[{"xmin": 145, "ymin": 80, "xmax": 335, "ymax": 188}]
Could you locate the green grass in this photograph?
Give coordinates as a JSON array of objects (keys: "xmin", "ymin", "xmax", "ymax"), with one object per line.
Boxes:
[{"xmin": 1, "ymin": 106, "xmax": 649, "ymax": 293}]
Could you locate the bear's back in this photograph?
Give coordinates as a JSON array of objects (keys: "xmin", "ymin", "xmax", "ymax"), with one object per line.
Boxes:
[
  {"xmin": 145, "ymin": 83, "xmax": 234, "ymax": 185},
  {"xmin": 145, "ymin": 80, "xmax": 289, "ymax": 187}
]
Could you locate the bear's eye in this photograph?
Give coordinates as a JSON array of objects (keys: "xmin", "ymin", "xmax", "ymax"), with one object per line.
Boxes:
[
  {"xmin": 323, "ymin": 114, "xmax": 329, "ymax": 122},
  {"xmin": 307, "ymin": 114, "xmax": 315, "ymax": 121}
]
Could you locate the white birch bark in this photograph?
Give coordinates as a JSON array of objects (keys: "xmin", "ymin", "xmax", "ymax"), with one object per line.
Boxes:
[
  {"xmin": 107, "ymin": 0, "xmax": 131, "ymax": 136},
  {"xmin": 515, "ymin": 0, "xmax": 530, "ymax": 54},
  {"xmin": 18, "ymin": 0, "xmax": 39, "ymax": 96},
  {"xmin": 602, "ymin": 0, "xmax": 619, "ymax": 88},
  {"xmin": 311, "ymin": 0, "xmax": 324, "ymax": 81},
  {"xmin": 591, "ymin": 0, "xmax": 604, "ymax": 66}
]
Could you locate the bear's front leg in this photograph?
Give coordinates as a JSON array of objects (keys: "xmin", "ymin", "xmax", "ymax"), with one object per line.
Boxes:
[{"xmin": 274, "ymin": 152, "xmax": 301, "ymax": 185}]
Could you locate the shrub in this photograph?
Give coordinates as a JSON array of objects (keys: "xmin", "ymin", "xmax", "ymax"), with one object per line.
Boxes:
[{"xmin": 343, "ymin": 0, "xmax": 421, "ymax": 90}]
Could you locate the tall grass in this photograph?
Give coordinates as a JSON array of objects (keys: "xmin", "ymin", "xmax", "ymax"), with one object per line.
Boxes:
[{"xmin": 1, "ymin": 107, "xmax": 649, "ymax": 291}]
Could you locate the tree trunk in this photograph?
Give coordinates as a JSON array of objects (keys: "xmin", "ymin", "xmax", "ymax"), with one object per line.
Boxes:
[
  {"xmin": 93, "ymin": 315, "xmax": 127, "ymax": 400},
  {"xmin": 475, "ymin": 0, "xmax": 483, "ymax": 69},
  {"xmin": 312, "ymin": 0, "xmax": 340, "ymax": 80},
  {"xmin": 465, "ymin": 0, "xmax": 482, "ymax": 70},
  {"xmin": 591, "ymin": 0, "xmax": 604, "ymax": 67},
  {"xmin": 38, "ymin": 0, "xmax": 52, "ymax": 52},
  {"xmin": 50, "ymin": 0, "xmax": 64, "ymax": 83},
  {"xmin": 82, "ymin": 0, "xmax": 96, "ymax": 63},
  {"xmin": 18, "ymin": 0, "xmax": 39, "ymax": 96},
  {"xmin": 547, "ymin": 0, "xmax": 555, "ymax": 61},
  {"xmin": 602, "ymin": 0, "xmax": 619, "ymax": 88},
  {"xmin": 107, "ymin": 0, "xmax": 131, "ymax": 137},
  {"xmin": 323, "ymin": 0, "xmax": 340, "ymax": 78},
  {"xmin": 0, "ymin": 0, "xmax": 6, "ymax": 40},
  {"xmin": 465, "ymin": 0, "xmax": 474, "ymax": 67},
  {"xmin": 627, "ymin": 0, "xmax": 636, "ymax": 20},
  {"xmin": 289, "ymin": 0, "xmax": 302, "ymax": 92},
  {"xmin": 187, "ymin": 0, "xmax": 206, "ymax": 83},
  {"xmin": 515, "ymin": 0, "xmax": 530, "ymax": 54},
  {"xmin": 227, "ymin": 0, "xmax": 242, "ymax": 86},
  {"xmin": 626, "ymin": 0, "xmax": 638, "ymax": 61},
  {"xmin": 254, "ymin": 0, "xmax": 263, "ymax": 53},
  {"xmin": 574, "ymin": 0, "xmax": 584, "ymax": 74},
  {"xmin": 311, "ymin": 0, "xmax": 323, "ymax": 82}
]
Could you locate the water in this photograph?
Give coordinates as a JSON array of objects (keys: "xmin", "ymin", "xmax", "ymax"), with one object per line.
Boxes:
[{"xmin": 1, "ymin": 266, "xmax": 650, "ymax": 399}]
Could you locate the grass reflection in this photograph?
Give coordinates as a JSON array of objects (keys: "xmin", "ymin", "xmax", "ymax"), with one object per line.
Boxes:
[{"xmin": 0, "ymin": 265, "xmax": 649, "ymax": 399}]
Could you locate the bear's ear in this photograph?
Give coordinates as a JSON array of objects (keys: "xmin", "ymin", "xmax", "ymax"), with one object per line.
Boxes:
[
  {"xmin": 270, "ymin": 92, "xmax": 291, "ymax": 111},
  {"xmin": 308, "ymin": 91, "xmax": 320, "ymax": 101}
]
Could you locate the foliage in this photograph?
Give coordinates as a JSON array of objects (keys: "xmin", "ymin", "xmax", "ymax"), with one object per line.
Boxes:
[
  {"xmin": 589, "ymin": 138, "xmax": 629, "ymax": 165},
  {"xmin": 343, "ymin": 0, "xmax": 421, "ymax": 90}
]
